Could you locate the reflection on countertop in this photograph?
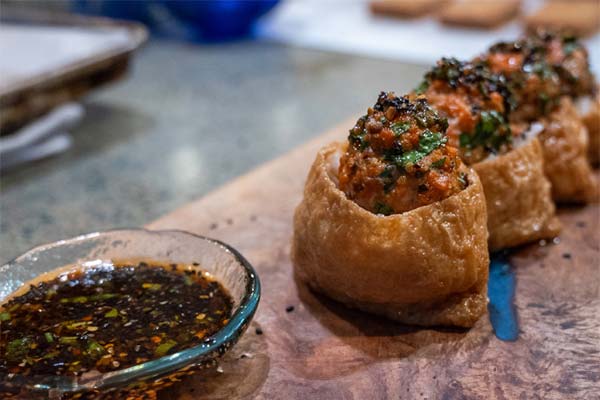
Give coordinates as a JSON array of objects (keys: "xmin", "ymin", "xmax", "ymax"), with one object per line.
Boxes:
[{"xmin": 0, "ymin": 39, "xmax": 426, "ymax": 263}]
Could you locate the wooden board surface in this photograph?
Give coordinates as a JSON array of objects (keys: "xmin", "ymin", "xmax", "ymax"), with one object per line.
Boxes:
[{"xmin": 148, "ymin": 120, "xmax": 600, "ymax": 399}]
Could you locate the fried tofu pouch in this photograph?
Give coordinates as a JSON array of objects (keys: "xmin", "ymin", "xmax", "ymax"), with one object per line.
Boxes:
[
  {"xmin": 473, "ymin": 137, "xmax": 560, "ymax": 250},
  {"xmin": 538, "ymin": 97, "xmax": 599, "ymax": 203},
  {"xmin": 576, "ymin": 94, "xmax": 600, "ymax": 165},
  {"xmin": 292, "ymin": 142, "xmax": 489, "ymax": 328},
  {"xmin": 482, "ymin": 32, "xmax": 599, "ymax": 200},
  {"xmin": 418, "ymin": 58, "xmax": 560, "ymax": 250}
]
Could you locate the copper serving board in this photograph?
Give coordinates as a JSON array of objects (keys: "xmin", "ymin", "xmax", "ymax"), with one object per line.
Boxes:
[{"xmin": 149, "ymin": 119, "xmax": 599, "ymax": 399}]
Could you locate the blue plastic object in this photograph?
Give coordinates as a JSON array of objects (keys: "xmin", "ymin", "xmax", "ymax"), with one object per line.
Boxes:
[
  {"xmin": 72, "ymin": 0, "xmax": 154, "ymax": 22},
  {"xmin": 165, "ymin": 0, "xmax": 278, "ymax": 41},
  {"xmin": 72, "ymin": 0, "xmax": 279, "ymax": 42}
]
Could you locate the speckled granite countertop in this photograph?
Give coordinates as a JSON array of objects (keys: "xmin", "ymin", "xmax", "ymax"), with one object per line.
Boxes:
[{"xmin": 0, "ymin": 40, "xmax": 426, "ymax": 264}]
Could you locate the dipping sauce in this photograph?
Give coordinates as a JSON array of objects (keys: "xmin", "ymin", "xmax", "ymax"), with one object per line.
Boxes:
[{"xmin": 0, "ymin": 262, "xmax": 233, "ymax": 377}]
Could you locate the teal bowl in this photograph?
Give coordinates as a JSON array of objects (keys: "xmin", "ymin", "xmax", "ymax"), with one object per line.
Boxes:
[{"xmin": 0, "ymin": 229, "xmax": 260, "ymax": 399}]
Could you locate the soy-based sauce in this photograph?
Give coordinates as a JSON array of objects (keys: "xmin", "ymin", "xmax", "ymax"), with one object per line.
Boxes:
[{"xmin": 0, "ymin": 262, "xmax": 233, "ymax": 377}]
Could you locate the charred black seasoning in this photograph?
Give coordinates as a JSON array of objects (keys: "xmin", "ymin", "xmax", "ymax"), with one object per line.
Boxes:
[{"xmin": 0, "ymin": 262, "xmax": 232, "ymax": 377}]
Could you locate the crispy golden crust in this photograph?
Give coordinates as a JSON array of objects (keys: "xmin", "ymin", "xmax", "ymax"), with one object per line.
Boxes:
[
  {"xmin": 539, "ymin": 97, "xmax": 599, "ymax": 203},
  {"xmin": 370, "ymin": 0, "xmax": 447, "ymax": 18},
  {"xmin": 525, "ymin": 1, "xmax": 600, "ymax": 38},
  {"xmin": 579, "ymin": 95, "xmax": 600, "ymax": 165},
  {"xmin": 473, "ymin": 137, "xmax": 561, "ymax": 251},
  {"xmin": 439, "ymin": 0, "xmax": 521, "ymax": 29},
  {"xmin": 292, "ymin": 142, "xmax": 489, "ymax": 327}
]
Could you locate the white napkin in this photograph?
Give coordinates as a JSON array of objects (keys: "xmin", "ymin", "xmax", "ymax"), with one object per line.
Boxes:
[{"xmin": 0, "ymin": 103, "xmax": 84, "ymax": 170}]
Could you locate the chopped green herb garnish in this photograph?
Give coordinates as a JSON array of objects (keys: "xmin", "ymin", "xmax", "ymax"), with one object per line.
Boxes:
[
  {"xmin": 43, "ymin": 350, "xmax": 59, "ymax": 360},
  {"xmin": 60, "ymin": 296, "xmax": 89, "ymax": 304},
  {"xmin": 7, "ymin": 304, "xmax": 20, "ymax": 313},
  {"xmin": 431, "ymin": 157, "xmax": 446, "ymax": 169},
  {"xmin": 0, "ymin": 312, "xmax": 11, "ymax": 321},
  {"xmin": 59, "ymin": 336, "xmax": 79, "ymax": 345},
  {"xmin": 348, "ymin": 129, "xmax": 369, "ymax": 150},
  {"xmin": 44, "ymin": 332, "xmax": 54, "ymax": 343},
  {"xmin": 459, "ymin": 110, "xmax": 510, "ymax": 153},
  {"xmin": 459, "ymin": 133, "xmax": 471, "ymax": 148},
  {"xmin": 6, "ymin": 338, "xmax": 31, "ymax": 362},
  {"xmin": 88, "ymin": 293, "xmax": 118, "ymax": 301},
  {"xmin": 154, "ymin": 339, "xmax": 178, "ymax": 357},
  {"xmin": 104, "ymin": 308, "xmax": 119, "ymax": 318},
  {"xmin": 390, "ymin": 122, "xmax": 410, "ymax": 136},
  {"xmin": 66, "ymin": 321, "xmax": 89, "ymax": 330},
  {"xmin": 530, "ymin": 61, "xmax": 554, "ymax": 80},
  {"xmin": 87, "ymin": 341, "xmax": 105, "ymax": 359},
  {"xmin": 395, "ymin": 130, "xmax": 447, "ymax": 167},
  {"xmin": 419, "ymin": 130, "xmax": 447, "ymax": 154},
  {"xmin": 427, "ymin": 57, "xmax": 463, "ymax": 86}
]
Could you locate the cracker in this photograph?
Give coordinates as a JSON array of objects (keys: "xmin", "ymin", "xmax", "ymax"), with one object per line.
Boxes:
[
  {"xmin": 370, "ymin": 0, "xmax": 447, "ymax": 18},
  {"xmin": 526, "ymin": 1, "xmax": 600, "ymax": 37},
  {"xmin": 439, "ymin": 0, "xmax": 521, "ymax": 28}
]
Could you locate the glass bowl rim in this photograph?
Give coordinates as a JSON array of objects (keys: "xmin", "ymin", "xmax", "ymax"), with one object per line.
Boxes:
[{"xmin": 0, "ymin": 228, "xmax": 261, "ymax": 394}]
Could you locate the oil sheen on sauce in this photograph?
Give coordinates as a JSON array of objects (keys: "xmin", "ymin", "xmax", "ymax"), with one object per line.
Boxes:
[{"xmin": 0, "ymin": 261, "xmax": 233, "ymax": 377}]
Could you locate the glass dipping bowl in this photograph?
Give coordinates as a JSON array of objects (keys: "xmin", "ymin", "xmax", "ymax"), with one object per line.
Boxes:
[{"xmin": 0, "ymin": 229, "xmax": 260, "ymax": 399}]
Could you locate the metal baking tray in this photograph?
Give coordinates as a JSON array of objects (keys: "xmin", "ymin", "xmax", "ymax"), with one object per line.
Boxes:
[{"xmin": 0, "ymin": 8, "xmax": 147, "ymax": 134}]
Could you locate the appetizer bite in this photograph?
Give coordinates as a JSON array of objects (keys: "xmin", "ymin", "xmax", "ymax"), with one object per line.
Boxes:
[
  {"xmin": 481, "ymin": 32, "xmax": 598, "ymax": 202},
  {"xmin": 539, "ymin": 33, "xmax": 599, "ymax": 165},
  {"xmin": 292, "ymin": 93, "xmax": 489, "ymax": 327},
  {"xmin": 417, "ymin": 58, "xmax": 560, "ymax": 250}
]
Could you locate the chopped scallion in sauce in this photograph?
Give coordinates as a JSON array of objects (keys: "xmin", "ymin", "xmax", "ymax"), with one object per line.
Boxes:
[{"xmin": 0, "ymin": 262, "xmax": 232, "ymax": 377}]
